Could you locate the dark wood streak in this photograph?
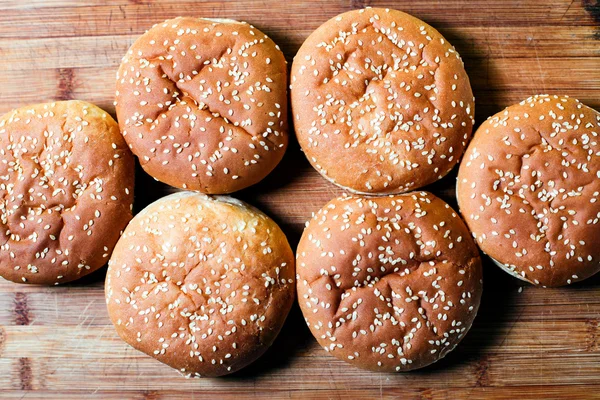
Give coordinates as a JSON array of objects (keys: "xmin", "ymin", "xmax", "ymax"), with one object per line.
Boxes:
[
  {"xmin": 350, "ymin": 0, "xmax": 370, "ymax": 9},
  {"xmin": 474, "ymin": 355, "xmax": 491, "ymax": 387},
  {"xmin": 18, "ymin": 358, "xmax": 33, "ymax": 390},
  {"xmin": 13, "ymin": 292, "xmax": 30, "ymax": 326},
  {"xmin": 583, "ymin": 0, "xmax": 600, "ymax": 22},
  {"xmin": 585, "ymin": 319, "xmax": 599, "ymax": 352},
  {"xmin": 417, "ymin": 388, "xmax": 435, "ymax": 400},
  {"xmin": 0, "ymin": 326, "xmax": 5, "ymax": 356},
  {"xmin": 56, "ymin": 67, "xmax": 75, "ymax": 101},
  {"xmin": 142, "ymin": 390, "xmax": 159, "ymax": 400},
  {"xmin": 583, "ymin": 0, "xmax": 600, "ymax": 39}
]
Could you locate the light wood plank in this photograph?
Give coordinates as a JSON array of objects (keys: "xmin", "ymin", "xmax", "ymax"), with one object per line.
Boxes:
[
  {"xmin": 0, "ymin": 0, "xmax": 595, "ymax": 38},
  {"xmin": 1, "ymin": 25, "xmax": 598, "ymax": 71}
]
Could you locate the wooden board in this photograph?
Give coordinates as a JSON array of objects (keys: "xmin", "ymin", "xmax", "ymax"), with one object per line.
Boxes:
[{"xmin": 0, "ymin": 0, "xmax": 599, "ymax": 398}]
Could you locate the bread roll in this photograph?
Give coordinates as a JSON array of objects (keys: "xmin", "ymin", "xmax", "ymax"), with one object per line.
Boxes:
[
  {"xmin": 116, "ymin": 17, "xmax": 288, "ymax": 194},
  {"xmin": 291, "ymin": 8, "xmax": 474, "ymax": 194},
  {"xmin": 106, "ymin": 192, "xmax": 295, "ymax": 377},
  {"xmin": 0, "ymin": 100, "xmax": 134, "ymax": 284},
  {"xmin": 457, "ymin": 95, "xmax": 600, "ymax": 286},
  {"xmin": 296, "ymin": 192, "xmax": 482, "ymax": 371}
]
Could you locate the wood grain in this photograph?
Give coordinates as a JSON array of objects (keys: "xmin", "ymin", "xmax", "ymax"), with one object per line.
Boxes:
[{"xmin": 0, "ymin": 0, "xmax": 599, "ymax": 398}]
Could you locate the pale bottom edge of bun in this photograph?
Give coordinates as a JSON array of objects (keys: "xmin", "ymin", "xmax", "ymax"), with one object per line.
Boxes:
[
  {"xmin": 489, "ymin": 255, "xmax": 534, "ymax": 285},
  {"xmin": 200, "ymin": 17, "xmax": 244, "ymax": 24},
  {"xmin": 135, "ymin": 190, "xmax": 266, "ymax": 221},
  {"xmin": 317, "ymin": 168, "xmax": 414, "ymax": 196},
  {"xmin": 316, "ymin": 163, "xmax": 457, "ymax": 196}
]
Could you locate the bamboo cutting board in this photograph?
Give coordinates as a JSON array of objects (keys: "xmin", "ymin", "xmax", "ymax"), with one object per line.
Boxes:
[{"xmin": 0, "ymin": 1, "xmax": 599, "ymax": 398}]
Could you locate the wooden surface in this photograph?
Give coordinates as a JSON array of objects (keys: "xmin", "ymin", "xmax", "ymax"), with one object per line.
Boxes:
[{"xmin": 0, "ymin": 0, "xmax": 599, "ymax": 398}]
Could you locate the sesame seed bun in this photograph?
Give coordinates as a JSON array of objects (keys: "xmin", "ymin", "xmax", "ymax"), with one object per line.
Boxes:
[
  {"xmin": 296, "ymin": 192, "xmax": 482, "ymax": 372},
  {"xmin": 290, "ymin": 8, "xmax": 474, "ymax": 194},
  {"xmin": 105, "ymin": 192, "xmax": 295, "ymax": 377},
  {"xmin": 457, "ymin": 95, "xmax": 600, "ymax": 287},
  {"xmin": 115, "ymin": 17, "xmax": 288, "ymax": 194},
  {"xmin": 0, "ymin": 100, "xmax": 134, "ymax": 285}
]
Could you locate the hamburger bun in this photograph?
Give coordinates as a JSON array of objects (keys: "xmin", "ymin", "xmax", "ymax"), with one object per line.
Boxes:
[
  {"xmin": 296, "ymin": 192, "xmax": 482, "ymax": 372},
  {"xmin": 457, "ymin": 95, "xmax": 600, "ymax": 287},
  {"xmin": 291, "ymin": 8, "xmax": 474, "ymax": 194},
  {"xmin": 0, "ymin": 100, "xmax": 134, "ymax": 285},
  {"xmin": 116, "ymin": 17, "xmax": 288, "ymax": 194},
  {"xmin": 106, "ymin": 192, "xmax": 295, "ymax": 377}
]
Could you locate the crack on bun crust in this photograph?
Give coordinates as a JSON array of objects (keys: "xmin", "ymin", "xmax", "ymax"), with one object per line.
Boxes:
[
  {"xmin": 116, "ymin": 17, "xmax": 288, "ymax": 194},
  {"xmin": 291, "ymin": 8, "xmax": 474, "ymax": 194},
  {"xmin": 296, "ymin": 192, "xmax": 482, "ymax": 372},
  {"xmin": 105, "ymin": 192, "xmax": 295, "ymax": 377},
  {"xmin": 0, "ymin": 100, "xmax": 134, "ymax": 285},
  {"xmin": 457, "ymin": 95, "xmax": 600, "ymax": 287}
]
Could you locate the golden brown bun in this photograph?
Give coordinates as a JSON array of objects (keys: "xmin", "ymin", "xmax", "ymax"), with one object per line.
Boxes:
[
  {"xmin": 296, "ymin": 192, "xmax": 482, "ymax": 372},
  {"xmin": 0, "ymin": 100, "xmax": 134, "ymax": 285},
  {"xmin": 116, "ymin": 17, "xmax": 288, "ymax": 194},
  {"xmin": 291, "ymin": 8, "xmax": 474, "ymax": 194},
  {"xmin": 457, "ymin": 95, "xmax": 600, "ymax": 287},
  {"xmin": 106, "ymin": 192, "xmax": 295, "ymax": 377}
]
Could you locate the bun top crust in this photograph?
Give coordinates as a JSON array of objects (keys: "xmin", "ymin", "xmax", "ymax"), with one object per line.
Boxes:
[
  {"xmin": 296, "ymin": 192, "xmax": 482, "ymax": 372},
  {"xmin": 457, "ymin": 95, "xmax": 600, "ymax": 287},
  {"xmin": 116, "ymin": 17, "xmax": 288, "ymax": 194},
  {"xmin": 291, "ymin": 8, "xmax": 474, "ymax": 194},
  {"xmin": 0, "ymin": 100, "xmax": 134, "ymax": 284},
  {"xmin": 106, "ymin": 192, "xmax": 295, "ymax": 377}
]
